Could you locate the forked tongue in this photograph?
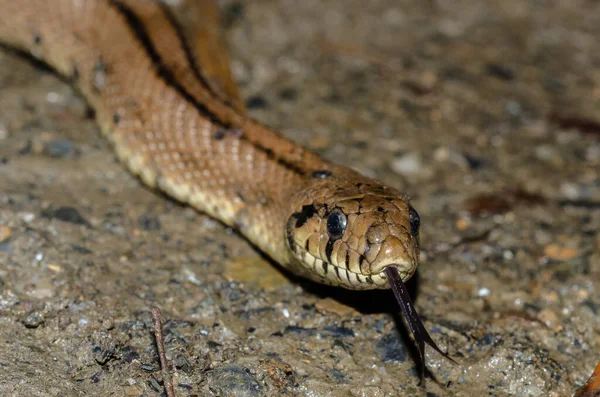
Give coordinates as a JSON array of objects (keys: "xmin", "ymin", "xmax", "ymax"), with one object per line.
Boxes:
[{"xmin": 384, "ymin": 266, "xmax": 456, "ymax": 386}]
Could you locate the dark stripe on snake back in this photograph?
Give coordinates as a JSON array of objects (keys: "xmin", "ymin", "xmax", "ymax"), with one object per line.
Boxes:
[
  {"xmin": 154, "ymin": 1, "xmax": 238, "ymax": 110},
  {"xmin": 108, "ymin": 0, "xmax": 307, "ymax": 176}
]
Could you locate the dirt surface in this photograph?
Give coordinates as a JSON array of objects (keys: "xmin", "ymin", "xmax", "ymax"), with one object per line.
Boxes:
[{"xmin": 1, "ymin": 0, "xmax": 599, "ymax": 396}]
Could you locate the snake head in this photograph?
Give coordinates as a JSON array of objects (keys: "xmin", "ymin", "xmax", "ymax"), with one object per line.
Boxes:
[
  {"xmin": 285, "ymin": 175, "xmax": 420, "ymax": 290},
  {"xmin": 286, "ymin": 174, "xmax": 454, "ymax": 383}
]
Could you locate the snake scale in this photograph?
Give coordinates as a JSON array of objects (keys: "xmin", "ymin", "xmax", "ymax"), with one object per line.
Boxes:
[{"xmin": 0, "ymin": 0, "xmax": 453, "ymax": 380}]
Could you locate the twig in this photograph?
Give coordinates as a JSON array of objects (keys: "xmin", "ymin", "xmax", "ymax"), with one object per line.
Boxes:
[{"xmin": 152, "ymin": 307, "xmax": 175, "ymax": 397}]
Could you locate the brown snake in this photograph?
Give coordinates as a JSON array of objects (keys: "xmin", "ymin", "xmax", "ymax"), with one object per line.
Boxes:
[{"xmin": 0, "ymin": 0, "xmax": 454, "ymax": 381}]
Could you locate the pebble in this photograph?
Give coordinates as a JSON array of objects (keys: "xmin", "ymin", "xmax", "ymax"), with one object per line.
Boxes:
[
  {"xmin": 585, "ymin": 145, "xmax": 600, "ymax": 162},
  {"xmin": 207, "ymin": 365, "xmax": 261, "ymax": 397},
  {"xmin": 137, "ymin": 215, "xmax": 161, "ymax": 231},
  {"xmin": 93, "ymin": 339, "xmax": 116, "ymax": 365},
  {"xmin": 544, "ymin": 244, "xmax": 579, "ymax": 261},
  {"xmin": 20, "ymin": 212, "xmax": 36, "ymax": 223},
  {"xmin": 47, "ymin": 263, "xmax": 63, "ymax": 273},
  {"xmin": 478, "ymin": 287, "xmax": 491, "ymax": 297},
  {"xmin": 0, "ymin": 225, "xmax": 12, "ymax": 243},
  {"xmin": 375, "ymin": 332, "xmax": 407, "ymax": 363},
  {"xmin": 41, "ymin": 206, "xmax": 89, "ymax": 226},
  {"xmin": 538, "ymin": 308, "xmax": 562, "ymax": 332},
  {"xmin": 455, "ymin": 218, "xmax": 470, "ymax": 231},
  {"xmin": 123, "ymin": 386, "xmax": 143, "ymax": 396},
  {"xmin": 44, "ymin": 138, "xmax": 74, "ymax": 158},
  {"xmin": 23, "ymin": 311, "xmax": 44, "ymax": 328},
  {"xmin": 389, "ymin": 152, "xmax": 422, "ymax": 176},
  {"xmin": 560, "ymin": 183, "xmax": 581, "ymax": 200}
]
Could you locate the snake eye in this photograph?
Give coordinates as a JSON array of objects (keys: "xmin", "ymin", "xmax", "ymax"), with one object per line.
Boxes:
[
  {"xmin": 326, "ymin": 209, "xmax": 347, "ymax": 240},
  {"xmin": 408, "ymin": 206, "xmax": 420, "ymax": 236}
]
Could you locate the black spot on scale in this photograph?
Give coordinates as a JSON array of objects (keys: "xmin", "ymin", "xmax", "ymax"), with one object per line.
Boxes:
[
  {"xmin": 334, "ymin": 266, "xmax": 341, "ymax": 280},
  {"xmin": 321, "ymin": 262, "xmax": 328, "ymax": 275},
  {"xmin": 113, "ymin": 112, "xmax": 120, "ymax": 125},
  {"xmin": 366, "ymin": 276, "xmax": 374, "ymax": 284},
  {"xmin": 33, "ymin": 33, "xmax": 42, "ymax": 45},
  {"xmin": 286, "ymin": 228, "xmax": 296, "ymax": 253},
  {"xmin": 311, "ymin": 170, "xmax": 332, "ymax": 179},
  {"xmin": 359, "ymin": 254, "xmax": 366, "ymax": 268},
  {"xmin": 214, "ymin": 128, "xmax": 244, "ymax": 141},
  {"xmin": 213, "ymin": 129, "xmax": 225, "ymax": 140},
  {"xmin": 325, "ymin": 238, "xmax": 335, "ymax": 262},
  {"xmin": 294, "ymin": 205, "xmax": 317, "ymax": 228}
]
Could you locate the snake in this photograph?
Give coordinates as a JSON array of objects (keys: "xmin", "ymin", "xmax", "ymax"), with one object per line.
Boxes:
[{"xmin": 0, "ymin": 0, "xmax": 453, "ymax": 381}]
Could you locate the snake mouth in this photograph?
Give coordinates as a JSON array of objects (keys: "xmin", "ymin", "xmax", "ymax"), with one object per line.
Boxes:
[{"xmin": 384, "ymin": 266, "xmax": 456, "ymax": 385}]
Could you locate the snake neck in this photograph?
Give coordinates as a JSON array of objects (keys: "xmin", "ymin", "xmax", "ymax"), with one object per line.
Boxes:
[{"xmin": 0, "ymin": 0, "xmax": 335, "ymax": 267}]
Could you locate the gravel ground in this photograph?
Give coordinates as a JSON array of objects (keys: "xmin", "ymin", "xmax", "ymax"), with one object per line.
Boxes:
[{"xmin": 0, "ymin": 0, "xmax": 599, "ymax": 396}]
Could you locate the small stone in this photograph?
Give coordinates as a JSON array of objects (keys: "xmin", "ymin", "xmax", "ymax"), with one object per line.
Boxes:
[
  {"xmin": 20, "ymin": 212, "xmax": 36, "ymax": 223},
  {"xmin": 543, "ymin": 244, "xmax": 578, "ymax": 261},
  {"xmin": 535, "ymin": 144, "xmax": 555, "ymax": 161},
  {"xmin": 321, "ymin": 326, "xmax": 355, "ymax": 338},
  {"xmin": 245, "ymin": 95, "xmax": 268, "ymax": 109},
  {"xmin": 375, "ymin": 332, "xmax": 407, "ymax": 363},
  {"xmin": 23, "ymin": 311, "xmax": 44, "ymax": 328},
  {"xmin": 455, "ymin": 218, "xmax": 470, "ymax": 231},
  {"xmin": 389, "ymin": 153, "xmax": 421, "ymax": 176},
  {"xmin": 0, "ymin": 225, "xmax": 12, "ymax": 243},
  {"xmin": 44, "ymin": 138, "xmax": 74, "ymax": 158},
  {"xmin": 560, "ymin": 183, "xmax": 581, "ymax": 200},
  {"xmin": 173, "ymin": 352, "xmax": 193, "ymax": 374},
  {"xmin": 93, "ymin": 339, "xmax": 116, "ymax": 365},
  {"xmin": 41, "ymin": 206, "xmax": 89, "ymax": 226},
  {"xmin": 46, "ymin": 263, "xmax": 63, "ymax": 273},
  {"xmin": 140, "ymin": 362, "xmax": 159, "ymax": 372},
  {"xmin": 538, "ymin": 308, "xmax": 562, "ymax": 332},
  {"xmin": 478, "ymin": 287, "xmax": 491, "ymax": 297},
  {"xmin": 585, "ymin": 145, "xmax": 600, "ymax": 162},
  {"xmin": 207, "ymin": 365, "xmax": 261, "ymax": 397},
  {"xmin": 123, "ymin": 385, "xmax": 143, "ymax": 396},
  {"xmin": 137, "ymin": 215, "xmax": 161, "ymax": 231}
]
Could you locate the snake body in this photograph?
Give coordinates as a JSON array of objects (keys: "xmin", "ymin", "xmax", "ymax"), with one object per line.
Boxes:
[{"xmin": 0, "ymin": 0, "xmax": 451, "ymax": 378}]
